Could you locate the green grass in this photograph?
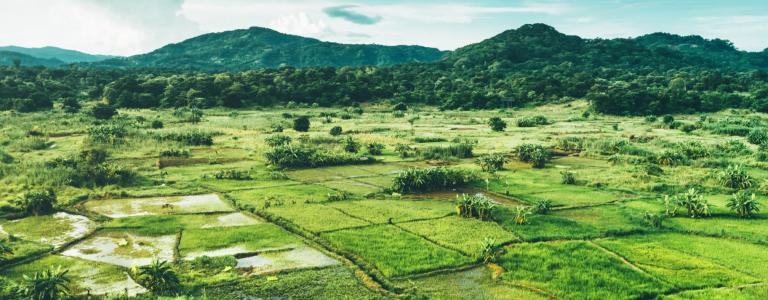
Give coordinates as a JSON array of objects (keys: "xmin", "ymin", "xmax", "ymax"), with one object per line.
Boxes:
[
  {"xmin": 267, "ymin": 204, "xmax": 371, "ymax": 232},
  {"xmin": 228, "ymin": 184, "xmax": 337, "ymax": 208},
  {"xmin": 322, "ymin": 225, "xmax": 473, "ymax": 277},
  {"xmin": 398, "ymin": 216, "xmax": 519, "ymax": 255},
  {"xmin": 327, "ymin": 199, "xmax": 453, "ymax": 223},
  {"xmin": 179, "ymin": 224, "xmax": 300, "ymax": 255},
  {"xmin": 202, "ymin": 266, "xmax": 385, "ymax": 299},
  {"xmin": 397, "ymin": 266, "xmax": 548, "ymax": 300},
  {"xmin": 103, "ymin": 212, "xmax": 260, "ymax": 235},
  {"xmin": 663, "ymin": 285, "xmax": 768, "ymax": 299},
  {"xmin": 1, "ymin": 255, "xmax": 134, "ymax": 295},
  {"xmin": 498, "ymin": 241, "xmax": 669, "ymax": 299}
]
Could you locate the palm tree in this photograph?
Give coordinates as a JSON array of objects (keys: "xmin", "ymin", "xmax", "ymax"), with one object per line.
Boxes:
[
  {"xmin": 20, "ymin": 266, "xmax": 70, "ymax": 300},
  {"xmin": 137, "ymin": 260, "xmax": 180, "ymax": 295},
  {"xmin": 727, "ymin": 191, "xmax": 761, "ymax": 218}
]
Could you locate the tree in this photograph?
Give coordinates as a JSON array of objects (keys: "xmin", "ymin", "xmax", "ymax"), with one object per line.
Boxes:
[
  {"xmin": 137, "ymin": 260, "xmax": 180, "ymax": 295},
  {"xmin": 488, "ymin": 117, "xmax": 507, "ymax": 132},
  {"xmin": 91, "ymin": 103, "xmax": 117, "ymax": 120},
  {"xmin": 727, "ymin": 191, "xmax": 761, "ymax": 218},
  {"xmin": 12, "ymin": 190, "xmax": 56, "ymax": 216},
  {"xmin": 20, "ymin": 266, "xmax": 70, "ymax": 300},
  {"xmin": 344, "ymin": 136, "xmax": 359, "ymax": 153},
  {"xmin": 60, "ymin": 98, "xmax": 80, "ymax": 113},
  {"xmin": 329, "ymin": 126, "xmax": 342, "ymax": 136},
  {"xmin": 293, "ymin": 116, "xmax": 310, "ymax": 132},
  {"xmin": 392, "ymin": 102, "xmax": 408, "ymax": 111}
]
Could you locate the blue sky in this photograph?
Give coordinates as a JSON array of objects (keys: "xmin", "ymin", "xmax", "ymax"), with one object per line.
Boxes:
[{"xmin": 1, "ymin": 0, "xmax": 766, "ymax": 55}]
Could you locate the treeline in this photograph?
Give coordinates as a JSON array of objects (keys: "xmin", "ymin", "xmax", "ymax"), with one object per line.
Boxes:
[{"xmin": 1, "ymin": 24, "xmax": 767, "ymax": 115}]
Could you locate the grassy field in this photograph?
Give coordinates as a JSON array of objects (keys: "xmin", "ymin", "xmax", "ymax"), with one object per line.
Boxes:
[{"xmin": 2, "ymin": 101, "xmax": 768, "ymax": 298}]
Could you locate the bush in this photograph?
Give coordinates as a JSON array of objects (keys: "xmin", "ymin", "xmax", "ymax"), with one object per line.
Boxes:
[
  {"xmin": 665, "ymin": 188, "xmax": 710, "ymax": 218},
  {"xmin": 560, "ymin": 170, "xmax": 576, "ymax": 184},
  {"xmin": 88, "ymin": 124, "xmax": 128, "ymax": 145},
  {"xmin": 159, "ymin": 149, "xmax": 189, "ymax": 158},
  {"xmin": 391, "ymin": 167, "xmax": 477, "ymax": 193},
  {"xmin": 512, "ymin": 206, "xmax": 533, "ymax": 225},
  {"xmin": 456, "ymin": 194, "xmax": 496, "ymax": 221},
  {"xmin": 715, "ymin": 164, "xmax": 752, "ymax": 189},
  {"xmin": 61, "ymin": 98, "xmax": 81, "ymax": 113},
  {"xmin": 680, "ymin": 123, "xmax": 698, "ymax": 133},
  {"xmin": 343, "ymin": 136, "xmax": 359, "ymax": 153},
  {"xmin": 421, "ymin": 143, "xmax": 473, "ymax": 160},
  {"xmin": 329, "ymin": 126, "xmax": 343, "ymax": 136},
  {"xmin": 412, "ymin": 136, "xmax": 447, "ymax": 143},
  {"xmin": 12, "ymin": 190, "xmax": 57, "ymax": 216},
  {"xmin": 643, "ymin": 212, "xmax": 664, "ymax": 228},
  {"xmin": 395, "ymin": 144, "xmax": 415, "ymax": 158},
  {"xmin": 488, "ymin": 117, "xmax": 507, "ymax": 132},
  {"xmin": 150, "ymin": 120, "xmax": 164, "ymax": 129},
  {"xmin": 265, "ymin": 145, "xmax": 375, "ymax": 169},
  {"xmin": 747, "ymin": 130, "xmax": 768, "ymax": 145},
  {"xmin": 91, "ymin": 103, "xmax": 117, "ymax": 120},
  {"xmin": 293, "ymin": 116, "xmax": 310, "ymax": 132},
  {"xmin": 514, "ymin": 144, "xmax": 550, "ymax": 168},
  {"xmin": 533, "ymin": 199, "xmax": 552, "ymax": 214},
  {"xmin": 0, "ymin": 150, "xmax": 13, "ymax": 164},
  {"xmin": 555, "ymin": 136, "xmax": 585, "ymax": 152},
  {"xmin": 645, "ymin": 115, "xmax": 658, "ymax": 122},
  {"xmin": 392, "ymin": 102, "xmax": 408, "ymax": 111},
  {"xmin": 476, "ymin": 154, "xmax": 506, "ymax": 172},
  {"xmin": 662, "ymin": 115, "xmax": 674, "ymax": 124},
  {"xmin": 43, "ymin": 149, "xmax": 136, "ymax": 188},
  {"xmin": 516, "ymin": 115, "xmax": 549, "ymax": 127},
  {"xmin": 265, "ymin": 134, "xmax": 292, "ymax": 147},
  {"xmin": 213, "ymin": 169, "xmax": 252, "ymax": 180},
  {"xmin": 153, "ymin": 130, "xmax": 214, "ymax": 146},
  {"xmin": 367, "ymin": 142, "xmax": 385, "ymax": 155},
  {"xmin": 727, "ymin": 191, "xmax": 761, "ymax": 218}
]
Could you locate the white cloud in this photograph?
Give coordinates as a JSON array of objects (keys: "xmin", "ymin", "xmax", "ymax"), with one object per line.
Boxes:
[
  {"xmin": 692, "ymin": 16, "xmax": 768, "ymax": 51},
  {"xmin": 269, "ymin": 12, "xmax": 332, "ymax": 38}
]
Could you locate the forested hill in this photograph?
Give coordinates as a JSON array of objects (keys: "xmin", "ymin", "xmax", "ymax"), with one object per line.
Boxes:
[
  {"xmin": 0, "ymin": 46, "xmax": 115, "ymax": 64},
  {"xmin": 94, "ymin": 26, "xmax": 447, "ymax": 70},
  {"xmin": 2, "ymin": 24, "xmax": 768, "ymax": 115},
  {"xmin": 0, "ymin": 51, "xmax": 65, "ymax": 67}
]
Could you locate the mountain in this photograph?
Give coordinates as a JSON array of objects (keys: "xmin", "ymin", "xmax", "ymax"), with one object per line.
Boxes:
[
  {"xmin": 0, "ymin": 46, "xmax": 115, "ymax": 63},
  {"xmin": 95, "ymin": 26, "xmax": 446, "ymax": 71},
  {"xmin": 0, "ymin": 51, "xmax": 65, "ymax": 67}
]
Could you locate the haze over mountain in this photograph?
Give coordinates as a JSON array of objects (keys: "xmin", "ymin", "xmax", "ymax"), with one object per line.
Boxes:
[
  {"xmin": 0, "ymin": 46, "xmax": 115, "ymax": 64},
  {"xmin": 0, "ymin": 50, "xmax": 65, "ymax": 67},
  {"xmin": 95, "ymin": 26, "xmax": 447, "ymax": 71}
]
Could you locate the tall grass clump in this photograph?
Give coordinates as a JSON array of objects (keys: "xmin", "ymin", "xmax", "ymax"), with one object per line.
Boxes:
[
  {"xmin": 516, "ymin": 115, "xmax": 549, "ymax": 127},
  {"xmin": 265, "ymin": 144, "xmax": 374, "ymax": 169},
  {"xmin": 153, "ymin": 130, "xmax": 216, "ymax": 146},
  {"xmin": 421, "ymin": 143, "xmax": 473, "ymax": 160},
  {"xmin": 456, "ymin": 193, "xmax": 496, "ymax": 221},
  {"xmin": 476, "ymin": 153, "xmax": 506, "ymax": 173},
  {"xmin": 392, "ymin": 167, "xmax": 477, "ymax": 193},
  {"xmin": 514, "ymin": 144, "xmax": 550, "ymax": 168},
  {"xmin": 715, "ymin": 164, "xmax": 752, "ymax": 189}
]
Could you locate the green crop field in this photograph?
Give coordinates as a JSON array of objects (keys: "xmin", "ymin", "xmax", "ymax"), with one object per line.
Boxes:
[{"xmin": 3, "ymin": 102, "xmax": 768, "ymax": 298}]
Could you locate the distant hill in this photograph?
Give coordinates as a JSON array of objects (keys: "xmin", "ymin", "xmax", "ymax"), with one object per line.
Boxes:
[
  {"xmin": 0, "ymin": 51, "xmax": 65, "ymax": 67},
  {"xmin": 95, "ymin": 26, "xmax": 446, "ymax": 71},
  {"xmin": 0, "ymin": 46, "xmax": 115, "ymax": 63}
]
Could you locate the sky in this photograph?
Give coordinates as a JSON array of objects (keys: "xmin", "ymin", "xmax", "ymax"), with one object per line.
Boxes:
[{"xmin": 0, "ymin": 0, "xmax": 766, "ymax": 56}]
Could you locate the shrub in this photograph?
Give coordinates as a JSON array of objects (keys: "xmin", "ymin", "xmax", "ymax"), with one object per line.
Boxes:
[
  {"xmin": 343, "ymin": 136, "xmax": 360, "ymax": 153},
  {"xmin": 265, "ymin": 134, "xmax": 292, "ymax": 147},
  {"xmin": 367, "ymin": 142, "xmax": 385, "ymax": 155},
  {"xmin": 715, "ymin": 164, "xmax": 752, "ymax": 189},
  {"xmin": 665, "ymin": 188, "xmax": 710, "ymax": 218},
  {"xmin": 137, "ymin": 260, "xmax": 180, "ymax": 295},
  {"xmin": 516, "ymin": 115, "xmax": 549, "ymax": 127},
  {"xmin": 680, "ymin": 123, "xmax": 698, "ymax": 133},
  {"xmin": 0, "ymin": 150, "xmax": 13, "ymax": 164},
  {"xmin": 392, "ymin": 102, "xmax": 408, "ymax": 111},
  {"xmin": 656, "ymin": 150, "xmax": 686, "ymax": 166},
  {"xmin": 12, "ymin": 190, "xmax": 56, "ymax": 216},
  {"xmin": 727, "ymin": 191, "xmax": 761, "ymax": 218},
  {"xmin": 533, "ymin": 199, "xmax": 552, "ymax": 214},
  {"xmin": 662, "ymin": 115, "xmax": 674, "ymax": 124},
  {"xmin": 475, "ymin": 154, "xmax": 506, "ymax": 172},
  {"xmin": 61, "ymin": 98, "xmax": 81, "ymax": 113},
  {"xmin": 478, "ymin": 238, "xmax": 505, "ymax": 263},
  {"xmin": 395, "ymin": 144, "xmax": 415, "ymax": 158},
  {"xmin": 644, "ymin": 163, "xmax": 664, "ymax": 176},
  {"xmin": 213, "ymin": 169, "xmax": 252, "ymax": 180},
  {"xmin": 91, "ymin": 103, "xmax": 117, "ymax": 120},
  {"xmin": 514, "ymin": 144, "xmax": 550, "ymax": 168},
  {"xmin": 270, "ymin": 123, "xmax": 284, "ymax": 133},
  {"xmin": 42, "ymin": 149, "xmax": 136, "ymax": 188},
  {"xmin": 292, "ymin": 116, "xmax": 310, "ymax": 132},
  {"xmin": 150, "ymin": 120, "xmax": 164, "ymax": 129},
  {"xmin": 18, "ymin": 266, "xmax": 71, "ymax": 300},
  {"xmin": 159, "ymin": 149, "xmax": 189, "ymax": 158},
  {"xmin": 512, "ymin": 206, "xmax": 533, "ymax": 225},
  {"xmin": 747, "ymin": 130, "xmax": 768, "ymax": 145},
  {"xmin": 560, "ymin": 170, "xmax": 576, "ymax": 184},
  {"xmin": 456, "ymin": 193, "xmax": 496, "ymax": 221},
  {"xmin": 555, "ymin": 136, "xmax": 585, "ymax": 152},
  {"xmin": 488, "ymin": 117, "xmax": 507, "ymax": 132},
  {"xmin": 153, "ymin": 130, "xmax": 214, "ymax": 146},
  {"xmin": 392, "ymin": 110, "xmax": 405, "ymax": 118},
  {"xmin": 413, "ymin": 136, "xmax": 447, "ymax": 143},
  {"xmin": 265, "ymin": 145, "xmax": 375, "ymax": 169},
  {"xmin": 643, "ymin": 212, "xmax": 664, "ymax": 228},
  {"xmin": 645, "ymin": 115, "xmax": 658, "ymax": 122},
  {"xmin": 391, "ymin": 167, "xmax": 476, "ymax": 193},
  {"xmin": 421, "ymin": 143, "xmax": 473, "ymax": 160},
  {"xmin": 329, "ymin": 126, "xmax": 343, "ymax": 136},
  {"xmin": 87, "ymin": 124, "xmax": 128, "ymax": 145}
]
